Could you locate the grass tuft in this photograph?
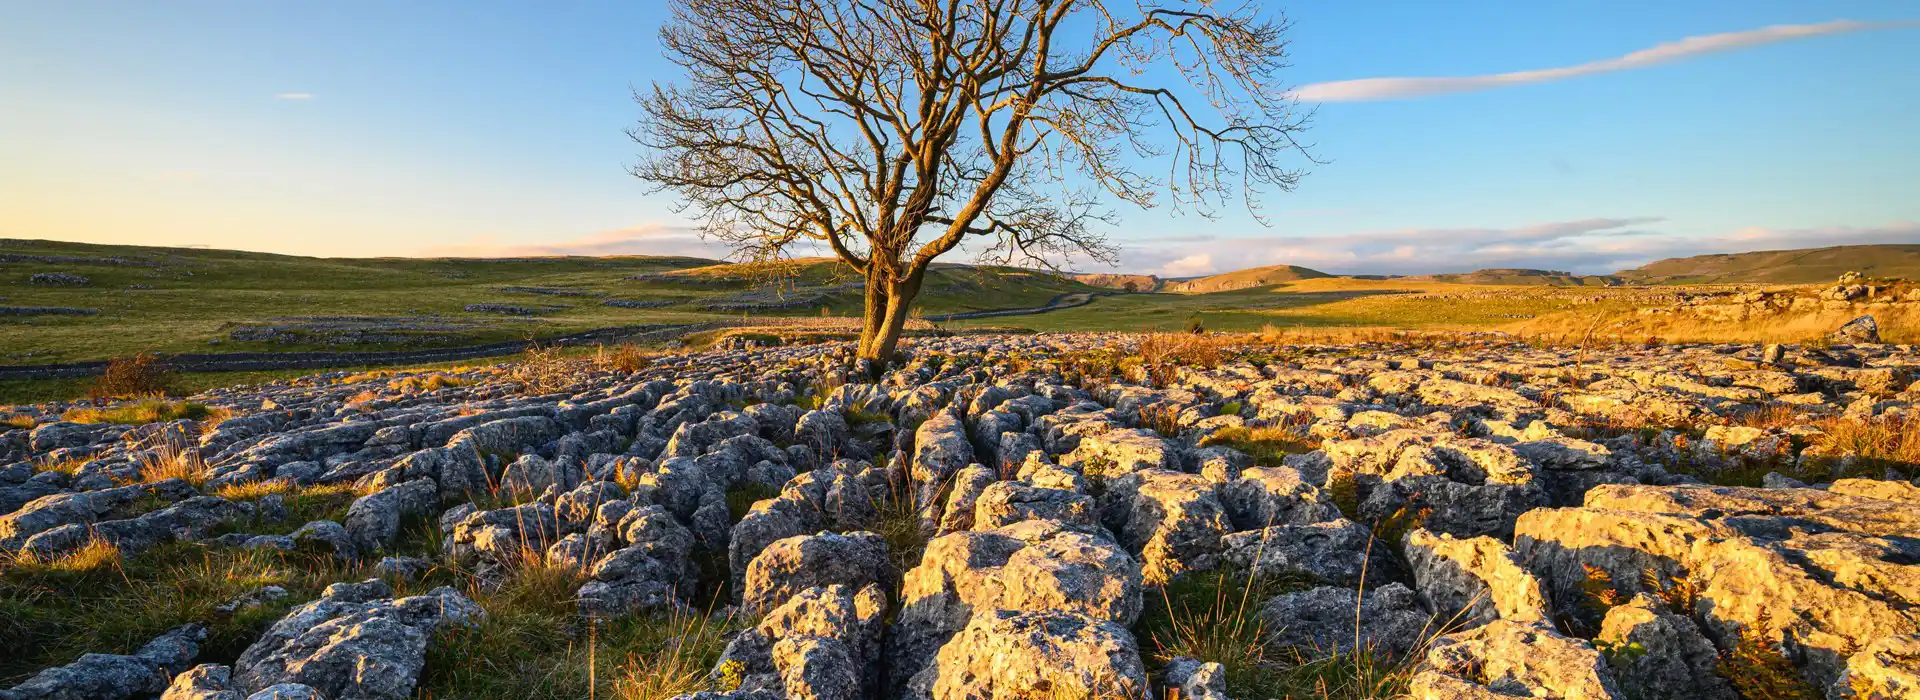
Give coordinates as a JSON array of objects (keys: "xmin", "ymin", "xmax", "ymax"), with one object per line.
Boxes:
[
  {"xmin": 62, "ymin": 398, "xmax": 218, "ymax": 425},
  {"xmin": 136, "ymin": 440, "xmax": 212, "ymax": 485},
  {"xmin": 1200, "ymin": 425, "xmax": 1319, "ymax": 466},
  {"xmin": 1139, "ymin": 567, "xmax": 1306, "ymax": 694}
]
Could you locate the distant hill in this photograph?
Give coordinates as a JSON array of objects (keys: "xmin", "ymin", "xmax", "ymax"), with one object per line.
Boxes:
[
  {"xmin": 1412, "ymin": 268, "xmax": 1621, "ymax": 286},
  {"xmin": 1070, "ymin": 272, "xmax": 1160, "ymax": 292},
  {"xmin": 1161, "ymin": 265, "xmax": 1331, "ymax": 294},
  {"xmin": 1616, "ymin": 244, "xmax": 1920, "ymax": 284}
]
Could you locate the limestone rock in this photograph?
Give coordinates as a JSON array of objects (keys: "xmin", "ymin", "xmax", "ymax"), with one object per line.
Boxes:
[
  {"xmin": 1597, "ymin": 595, "xmax": 1735, "ymax": 700},
  {"xmin": 1410, "ymin": 620, "xmax": 1623, "ymax": 700},
  {"xmin": 905, "ymin": 610, "xmax": 1149, "ymax": 700},
  {"xmin": 1403, "ymin": 528, "xmax": 1550, "ymax": 629},
  {"xmin": 233, "ymin": 583, "xmax": 482, "ymax": 699},
  {"xmin": 1261, "ymin": 583, "xmax": 1434, "ymax": 659},
  {"xmin": 742, "ymin": 531, "xmax": 890, "ymax": 616},
  {"xmin": 5, "ymin": 624, "xmax": 205, "ymax": 700},
  {"xmin": 1221, "ymin": 519, "xmax": 1396, "ymax": 587},
  {"xmin": 1831, "ymin": 315, "xmax": 1880, "ymax": 344},
  {"xmin": 892, "ymin": 520, "xmax": 1141, "ymax": 690},
  {"xmin": 1101, "ymin": 469, "xmax": 1232, "ymax": 584}
]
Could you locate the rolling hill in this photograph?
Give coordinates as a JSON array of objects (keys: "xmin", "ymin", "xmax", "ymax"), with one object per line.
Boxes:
[
  {"xmin": 1616, "ymin": 245, "xmax": 1920, "ymax": 284},
  {"xmin": 1160, "ymin": 264, "xmax": 1332, "ymax": 293},
  {"xmin": 1411, "ymin": 269, "xmax": 1621, "ymax": 286},
  {"xmin": 0, "ymin": 240, "xmax": 1095, "ymax": 363},
  {"xmin": 1070, "ymin": 272, "xmax": 1160, "ymax": 292}
]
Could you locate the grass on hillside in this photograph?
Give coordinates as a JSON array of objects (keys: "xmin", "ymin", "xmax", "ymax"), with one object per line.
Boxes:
[
  {"xmin": 1516, "ymin": 304, "xmax": 1920, "ymax": 345},
  {"xmin": 1, "ymin": 240, "xmax": 1102, "ymax": 365},
  {"xmin": 952, "ymin": 278, "xmax": 1649, "ymax": 334}
]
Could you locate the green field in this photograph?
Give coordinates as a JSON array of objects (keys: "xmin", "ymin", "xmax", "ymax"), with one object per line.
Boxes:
[
  {"xmin": 6, "ymin": 237, "xmax": 1909, "ymax": 397},
  {"xmin": 0, "ymin": 239, "xmax": 1095, "ymax": 364},
  {"xmin": 951, "ymin": 278, "xmax": 1648, "ymax": 333}
]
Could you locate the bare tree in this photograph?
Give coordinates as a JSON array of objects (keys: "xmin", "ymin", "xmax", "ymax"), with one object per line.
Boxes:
[{"xmin": 632, "ymin": 0, "xmax": 1313, "ymax": 363}]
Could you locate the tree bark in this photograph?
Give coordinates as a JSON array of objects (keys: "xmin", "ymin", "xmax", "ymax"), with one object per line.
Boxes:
[
  {"xmin": 857, "ymin": 268, "xmax": 924, "ymax": 365},
  {"xmin": 857, "ymin": 271, "xmax": 891, "ymax": 360}
]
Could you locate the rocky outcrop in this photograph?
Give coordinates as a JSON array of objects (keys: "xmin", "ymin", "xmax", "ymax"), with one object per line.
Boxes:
[
  {"xmin": 3, "ymin": 625, "xmax": 204, "ymax": 700},
  {"xmin": 741, "ymin": 531, "xmax": 891, "ymax": 616},
  {"xmin": 892, "ymin": 519, "xmax": 1142, "ymax": 692},
  {"xmin": 1598, "ymin": 595, "xmax": 1736, "ymax": 700},
  {"xmin": 1516, "ymin": 484, "xmax": 1920, "ymax": 691},
  {"xmin": 6, "ymin": 330, "xmax": 1919, "ymax": 699},
  {"xmin": 1403, "ymin": 528, "xmax": 1550, "ymax": 629},
  {"xmin": 905, "ymin": 610, "xmax": 1149, "ymax": 700},
  {"xmin": 233, "ymin": 581, "xmax": 482, "ymax": 699},
  {"xmin": 1410, "ymin": 620, "xmax": 1624, "ymax": 699}
]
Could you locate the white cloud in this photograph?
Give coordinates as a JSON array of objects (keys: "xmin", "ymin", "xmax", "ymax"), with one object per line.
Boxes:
[
  {"xmin": 1295, "ymin": 20, "xmax": 1912, "ymax": 102},
  {"xmin": 274, "ymin": 92, "xmax": 315, "ymax": 100},
  {"xmin": 1111, "ymin": 219, "xmax": 1920, "ymax": 276},
  {"xmin": 420, "ymin": 224, "xmax": 735, "ymax": 260},
  {"xmin": 1159, "ymin": 253, "xmax": 1217, "ymax": 277}
]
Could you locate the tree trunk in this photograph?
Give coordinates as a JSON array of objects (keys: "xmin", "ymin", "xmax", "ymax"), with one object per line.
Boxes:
[
  {"xmin": 857, "ymin": 270, "xmax": 924, "ymax": 365},
  {"xmin": 857, "ymin": 272, "xmax": 891, "ymax": 360}
]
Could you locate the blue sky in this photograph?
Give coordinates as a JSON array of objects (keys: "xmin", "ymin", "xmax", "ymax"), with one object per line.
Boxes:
[{"xmin": 1, "ymin": 1, "xmax": 1915, "ymax": 275}]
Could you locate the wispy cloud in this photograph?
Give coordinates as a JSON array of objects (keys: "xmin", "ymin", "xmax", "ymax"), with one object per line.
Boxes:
[
  {"xmin": 1296, "ymin": 20, "xmax": 1912, "ymax": 102},
  {"xmin": 421, "ymin": 224, "xmax": 735, "ymax": 259},
  {"xmin": 274, "ymin": 92, "xmax": 315, "ymax": 100},
  {"xmin": 1111, "ymin": 219, "xmax": 1920, "ymax": 276}
]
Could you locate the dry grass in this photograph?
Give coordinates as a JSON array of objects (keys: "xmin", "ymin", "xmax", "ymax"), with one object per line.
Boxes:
[
  {"xmin": 135, "ymin": 440, "xmax": 212, "ymax": 486},
  {"xmin": 89, "ymin": 352, "xmax": 174, "ymax": 401},
  {"xmin": 1137, "ymin": 566, "xmax": 1427, "ymax": 700},
  {"xmin": 337, "ymin": 370, "xmax": 395, "ymax": 384},
  {"xmin": 595, "ymin": 344, "xmax": 654, "ymax": 374},
  {"xmin": 607, "ymin": 612, "xmax": 735, "ymax": 699},
  {"xmin": 2, "ymin": 413, "xmax": 35, "ymax": 430},
  {"xmin": 512, "ymin": 344, "xmax": 581, "ymax": 393},
  {"xmin": 36, "ymin": 457, "xmax": 90, "ymax": 477},
  {"xmin": 1514, "ymin": 304, "xmax": 1920, "ymax": 346},
  {"xmin": 345, "ymin": 390, "xmax": 382, "ymax": 410},
  {"xmin": 1199, "ymin": 425, "xmax": 1319, "ymax": 466},
  {"xmin": 1, "ymin": 541, "xmax": 423, "ymax": 686},
  {"xmin": 210, "ymin": 481, "xmax": 362, "ymax": 534},
  {"xmin": 63, "ymin": 398, "xmax": 221, "ymax": 426},
  {"xmin": 389, "ymin": 373, "xmax": 468, "ymax": 393},
  {"xmin": 1138, "ymin": 333, "xmax": 1227, "ymax": 369},
  {"xmin": 3, "ymin": 537, "xmax": 125, "ymax": 576},
  {"xmin": 869, "ymin": 475, "xmax": 932, "ymax": 578},
  {"xmin": 1136, "ymin": 333, "xmax": 1230, "ymax": 387},
  {"xmin": 1807, "ymin": 414, "xmax": 1920, "ymax": 477}
]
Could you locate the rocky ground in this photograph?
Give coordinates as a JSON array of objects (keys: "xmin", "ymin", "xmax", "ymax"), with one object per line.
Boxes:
[{"xmin": 2, "ymin": 331, "xmax": 1918, "ymax": 699}]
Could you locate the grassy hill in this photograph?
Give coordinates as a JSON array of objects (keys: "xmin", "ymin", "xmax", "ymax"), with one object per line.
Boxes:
[
  {"xmin": 0, "ymin": 240, "xmax": 1094, "ymax": 364},
  {"xmin": 1069, "ymin": 272, "xmax": 1160, "ymax": 292},
  {"xmin": 1411, "ymin": 269, "xmax": 1621, "ymax": 286},
  {"xmin": 1616, "ymin": 244, "xmax": 1920, "ymax": 284},
  {"xmin": 1161, "ymin": 265, "xmax": 1332, "ymax": 293}
]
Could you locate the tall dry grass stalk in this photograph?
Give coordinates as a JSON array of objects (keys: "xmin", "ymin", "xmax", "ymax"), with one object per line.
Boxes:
[
  {"xmin": 608, "ymin": 611, "xmax": 734, "ymax": 700},
  {"xmin": 138, "ymin": 439, "xmax": 211, "ymax": 485}
]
